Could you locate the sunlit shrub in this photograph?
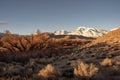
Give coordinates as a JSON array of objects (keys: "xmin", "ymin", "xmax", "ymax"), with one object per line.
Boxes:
[
  {"xmin": 74, "ymin": 61, "xmax": 99, "ymax": 78},
  {"xmin": 38, "ymin": 64, "xmax": 61, "ymax": 79},
  {"xmin": 100, "ymin": 58, "xmax": 112, "ymax": 66}
]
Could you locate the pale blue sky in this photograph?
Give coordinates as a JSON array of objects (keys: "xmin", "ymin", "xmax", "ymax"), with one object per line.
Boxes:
[{"xmin": 0, "ymin": 0, "xmax": 120, "ymax": 34}]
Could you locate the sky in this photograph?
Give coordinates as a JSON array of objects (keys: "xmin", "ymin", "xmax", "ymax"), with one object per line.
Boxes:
[{"xmin": 0, "ymin": 0, "xmax": 120, "ymax": 34}]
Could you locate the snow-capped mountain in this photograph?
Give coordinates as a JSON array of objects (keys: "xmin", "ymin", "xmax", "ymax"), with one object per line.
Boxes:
[
  {"xmin": 54, "ymin": 26, "xmax": 108, "ymax": 37},
  {"xmin": 54, "ymin": 30, "xmax": 69, "ymax": 35},
  {"xmin": 69, "ymin": 27, "xmax": 108, "ymax": 37}
]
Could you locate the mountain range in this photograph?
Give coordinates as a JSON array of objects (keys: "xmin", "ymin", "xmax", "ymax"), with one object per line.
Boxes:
[
  {"xmin": 0, "ymin": 27, "xmax": 119, "ymax": 38},
  {"xmin": 54, "ymin": 26, "xmax": 108, "ymax": 37}
]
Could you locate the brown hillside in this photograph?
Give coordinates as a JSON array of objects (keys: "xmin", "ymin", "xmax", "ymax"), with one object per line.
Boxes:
[{"xmin": 93, "ymin": 28, "xmax": 120, "ymax": 44}]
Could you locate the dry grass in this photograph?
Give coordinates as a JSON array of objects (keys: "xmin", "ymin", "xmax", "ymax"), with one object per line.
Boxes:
[
  {"xmin": 100, "ymin": 58, "xmax": 112, "ymax": 66},
  {"xmin": 74, "ymin": 61, "xmax": 99, "ymax": 78},
  {"xmin": 38, "ymin": 64, "xmax": 61, "ymax": 79}
]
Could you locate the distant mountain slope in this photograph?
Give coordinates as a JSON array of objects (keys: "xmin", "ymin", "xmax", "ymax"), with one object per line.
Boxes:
[
  {"xmin": 0, "ymin": 32, "xmax": 5, "ymax": 37},
  {"xmin": 54, "ymin": 26, "xmax": 108, "ymax": 37},
  {"xmin": 93, "ymin": 28, "xmax": 120, "ymax": 44}
]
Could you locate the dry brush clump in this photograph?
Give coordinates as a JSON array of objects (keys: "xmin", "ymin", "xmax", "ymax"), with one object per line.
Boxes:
[
  {"xmin": 100, "ymin": 58, "xmax": 112, "ymax": 67},
  {"xmin": 38, "ymin": 64, "xmax": 61, "ymax": 79},
  {"xmin": 74, "ymin": 61, "xmax": 99, "ymax": 79}
]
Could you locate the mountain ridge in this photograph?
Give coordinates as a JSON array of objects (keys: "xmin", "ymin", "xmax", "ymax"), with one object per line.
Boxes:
[{"xmin": 54, "ymin": 26, "xmax": 108, "ymax": 37}]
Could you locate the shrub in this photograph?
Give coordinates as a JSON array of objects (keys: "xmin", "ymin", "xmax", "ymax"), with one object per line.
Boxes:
[
  {"xmin": 74, "ymin": 61, "xmax": 99, "ymax": 78},
  {"xmin": 38, "ymin": 64, "xmax": 61, "ymax": 79},
  {"xmin": 100, "ymin": 58, "xmax": 112, "ymax": 66}
]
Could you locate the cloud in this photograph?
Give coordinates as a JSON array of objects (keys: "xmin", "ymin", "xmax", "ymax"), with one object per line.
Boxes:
[{"xmin": 0, "ymin": 21, "xmax": 8, "ymax": 25}]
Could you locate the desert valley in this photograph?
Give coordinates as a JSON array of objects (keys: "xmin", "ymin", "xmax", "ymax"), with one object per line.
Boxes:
[{"xmin": 0, "ymin": 27, "xmax": 120, "ymax": 80}]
